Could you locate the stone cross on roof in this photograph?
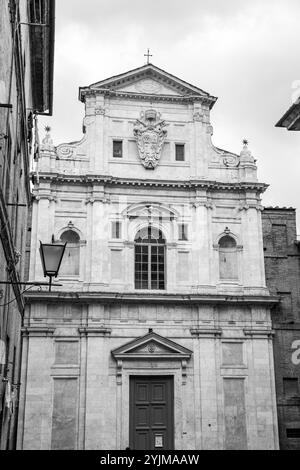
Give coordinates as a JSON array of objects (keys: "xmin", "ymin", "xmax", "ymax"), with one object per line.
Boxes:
[{"xmin": 144, "ymin": 48, "xmax": 153, "ymax": 64}]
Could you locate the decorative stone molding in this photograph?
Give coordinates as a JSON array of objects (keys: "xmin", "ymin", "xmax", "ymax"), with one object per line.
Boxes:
[
  {"xmin": 193, "ymin": 112, "xmax": 203, "ymax": 122},
  {"xmin": 166, "ymin": 242, "xmax": 177, "ymax": 250},
  {"xmin": 238, "ymin": 204, "xmax": 250, "ymax": 212},
  {"xmin": 82, "ymin": 89, "xmax": 216, "ymax": 107},
  {"xmin": 56, "ymin": 145, "xmax": 74, "ymax": 159},
  {"xmin": 111, "ymin": 331, "xmax": 192, "ymax": 385},
  {"xmin": 133, "ymin": 109, "xmax": 168, "ymax": 169},
  {"xmin": 207, "ymin": 124, "xmax": 214, "ymax": 135},
  {"xmin": 85, "ymin": 197, "xmax": 110, "ymax": 205},
  {"xmin": 78, "ymin": 327, "xmax": 112, "ymax": 337},
  {"xmin": 34, "ymin": 194, "xmax": 57, "ymax": 203},
  {"xmin": 95, "ymin": 106, "xmax": 106, "ymax": 115},
  {"xmin": 243, "ymin": 328, "xmax": 275, "ymax": 339},
  {"xmin": 193, "ymin": 201, "xmax": 214, "ymax": 210},
  {"xmin": 124, "ymin": 241, "xmax": 135, "ymax": 249},
  {"xmin": 190, "ymin": 328, "xmax": 222, "ymax": 338},
  {"xmin": 21, "ymin": 327, "xmax": 55, "ymax": 337},
  {"xmin": 56, "ymin": 135, "xmax": 87, "ymax": 160},
  {"xmin": 223, "ymin": 155, "xmax": 239, "ymax": 168},
  {"xmin": 34, "ymin": 172, "xmax": 269, "ymax": 194},
  {"xmin": 24, "ymin": 291, "xmax": 280, "ymax": 307},
  {"xmin": 135, "ymin": 79, "xmax": 162, "ymax": 94},
  {"xmin": 238, "ymin": 203, "xmax": 264, "ymax": 212},
  {"xmin": 116, "ymin": 360, "xmax": 123, "ymax": 385}
]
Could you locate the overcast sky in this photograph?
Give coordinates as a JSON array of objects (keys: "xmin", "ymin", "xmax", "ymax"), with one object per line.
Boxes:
[{"xmin": 40, "ymin": 0, "xmax": 300, "ymax": 229}]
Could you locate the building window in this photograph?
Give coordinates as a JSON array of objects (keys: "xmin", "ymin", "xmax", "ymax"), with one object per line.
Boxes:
[
  {"xmin": 286, "ymin": 429, "xmax": 300, "ymax": 438},
  {"xmin": 178, "ymin": 223, "xmax": 188, "ymax": 241},
  {"xmin": 219, "ymin": 235, "xmax": 238, "ymax": 280},
  {"xmin": 283, "ymin": 378, "xmax": 299, "ymax": 397},
  {"xmin": 272, "ymin": 224, "xmax": 287, "ymax": 252},
  {"xmin": 175, "ymin": 144, "xmax": 185, "ymax": 161},
  {"xmin": 113, "ymin": 140, "xmax": 123, "ymax": 158},
  {"xmin": 112, "ymin": 221, "xmax": 122, "ymax": 239},
  {"xmin": 135, "ymin": 227, "xmax": 165, "ymax": 290},
  {"xmin": 60, "ymin": 230, "xmax": 80, "ymax": 276}
]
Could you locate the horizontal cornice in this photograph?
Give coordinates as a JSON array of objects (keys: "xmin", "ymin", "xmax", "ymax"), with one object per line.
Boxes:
[
  {"xmin": 81, "ymin": 88, "xmax": 216, "ymax": 106},
  {"xmin": 24, "ymin": 291, "xmax": 279, "ymax": 306},
  {"xmin": 33, "ymin": 173, "xmax": 268, "ymax": 193}
]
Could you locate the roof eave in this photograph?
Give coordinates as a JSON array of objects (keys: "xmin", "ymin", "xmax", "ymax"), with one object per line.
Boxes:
[
  {"xmin": 30, "ymin": 0, "xmax": 56, "ymax": 116},
  {"xmin": 275, "ymin": 99, "xmax": 300, "ymax": 130}
]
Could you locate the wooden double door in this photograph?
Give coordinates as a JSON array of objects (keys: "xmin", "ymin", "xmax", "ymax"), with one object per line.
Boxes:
[{"xmin": 129, "ymin": 376, "xmax": 174, "ymax": 450}]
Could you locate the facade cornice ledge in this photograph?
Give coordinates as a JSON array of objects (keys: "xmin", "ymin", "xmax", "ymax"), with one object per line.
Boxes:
[
  {"xmin": 24, "ymin": 291, "xmax": 280, "ymax": 306},
  {"xmin": 33, "ymin": 173, "xmax": 269, "ymax": 193},
  {"xmin": 21, "ymin": 326, "xmax": 55, "ymax": 337},
  {"xmin": 82, "ymin": 89, "xmax": 216, "ymax": 106},
  {"xmin": 243, "ymin": 328, "xmax": 275, "ymax": 338},
  {"xmin": 78, "ymin": 327, "xmax": 112, "ymax": 337},
  {"xmin": 190, "ymin": 328, "xmax": 222, "ymax": 338}
]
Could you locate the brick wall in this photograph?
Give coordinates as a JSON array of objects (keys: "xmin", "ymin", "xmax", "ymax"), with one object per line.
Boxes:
[{"xmin": 262, "ymin": 208, "xmax": 300, "ymax": 449}]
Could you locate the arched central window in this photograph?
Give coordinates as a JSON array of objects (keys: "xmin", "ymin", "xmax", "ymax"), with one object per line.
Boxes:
[
  {"xmin": 135, "ymin": 227, "xmax": 165, "ymax": 290},
  {"xmin": 219, "ymin": 235, "xmax": 238, "ymax": 280},
  {"xmin": 60, "ymin": 230, "xmax": 80, "ymax": 276}
]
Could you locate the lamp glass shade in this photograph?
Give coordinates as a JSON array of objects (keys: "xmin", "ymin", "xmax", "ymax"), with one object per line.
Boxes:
[{"xmin": 40, "ymin": 242, "xmax": 66, "ymax": 277}]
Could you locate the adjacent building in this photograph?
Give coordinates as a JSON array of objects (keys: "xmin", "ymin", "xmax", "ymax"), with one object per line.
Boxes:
[
  {"xmin": 0, "ymin": 0, "xmax": 55, "ymax": 450},
  {"xmin": 267, "ymin": 93, "xmax": 300, "ymax": 449},
  {"xmin": 276, "ymin": 97, "xmax": 300, "ymax": 131},
  {"xmin": 262, "ymin": 208, "xmax": 300, "ymax": 450},
  {"xmin": 18, "ymin": 63, "xmax": 280, "ymax": 450}
]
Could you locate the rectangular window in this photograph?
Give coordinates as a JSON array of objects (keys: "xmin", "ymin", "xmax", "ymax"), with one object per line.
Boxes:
[
  {"xmin": 283, "ymin": 378, "xmax": 299, "ymax": 397},
  {"xmin": 272, "ymin": 224, "xmax": 287, "ymax": 252},
  {"xmin": 112, "ymin": 221, "xmax": 121, "ymax": 239},
  {"xmin": 178, "ymin": 223, "xmax": 188, "ymax": 241},
  {"xmin": 113, "ymin": 140, "xmax": 123, "ymax": 158},
  {"xmin": 175, "ymin": 144, "xmax": 185, "ymax": 162},
  {"xmin": 287, "ymin": 429, "xmax": 300, "ymax": 438}
]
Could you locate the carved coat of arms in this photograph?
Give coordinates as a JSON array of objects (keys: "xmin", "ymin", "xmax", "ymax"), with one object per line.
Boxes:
[{"xmin": 133, "ymin": 109, "xmax": 168, "ymax": 169}]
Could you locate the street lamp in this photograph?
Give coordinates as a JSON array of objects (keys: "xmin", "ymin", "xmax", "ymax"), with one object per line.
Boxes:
[{"xmin": 39, "ymin": 241, "xmax": 66, "ymax": 291}]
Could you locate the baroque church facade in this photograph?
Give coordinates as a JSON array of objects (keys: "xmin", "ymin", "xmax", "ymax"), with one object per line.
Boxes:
[{"xmin": 17, "ymin": 64, "xmax": 279, "ymax": 450}]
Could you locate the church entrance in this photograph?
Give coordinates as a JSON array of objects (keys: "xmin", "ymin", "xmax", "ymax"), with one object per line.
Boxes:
[{"xmin": 129, "ymin": 376, "xmax": 174, "ymax": 450}]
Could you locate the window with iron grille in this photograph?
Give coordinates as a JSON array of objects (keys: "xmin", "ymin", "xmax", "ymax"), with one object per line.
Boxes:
[
  {"xmin": 283, "ymin": 378, "xmax": 299, "ymax": 397},
  {"xmin": 286, "ymin": 428, "xmax": 300, "ymax": 438},
  {"xmin": 175, "ymin": 144, "xmax": 185, "ymax": 161},
  {"xmin": 178, "ymin": 223, "xmax": 188, "ymax": 241},
  {"xmin": 135, "ymin": 227, "xmax": 165, "ymax": 290},
  {"xmin": 112, "ymin": 221, "xmax": 122, "ymax": 239},
  {"xmin": 113, "ymin": 140, "xmax": 123, "ymax": 158}
]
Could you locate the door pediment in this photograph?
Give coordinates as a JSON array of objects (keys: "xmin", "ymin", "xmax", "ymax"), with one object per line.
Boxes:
[{"xmin": 111, "ymin": 331, "xmax": 192, "ymax": 361}]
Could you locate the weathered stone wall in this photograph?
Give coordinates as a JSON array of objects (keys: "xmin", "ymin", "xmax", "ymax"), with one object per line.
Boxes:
[
  {"xmin": 21, "ymin": 66, "xmax": 279, "ymax": 450},
  {"xmin": 0, "ymin": 0, "xmax": 33, "ymax": 450},
  {"xmin": 19, "ymin": 301, "xmax": 278, "ymax": 450}
]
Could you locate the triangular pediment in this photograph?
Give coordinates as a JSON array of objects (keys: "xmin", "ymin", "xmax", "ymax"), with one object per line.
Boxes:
[
  {"xmin": 79, "ymin": 63, "xmax": 217, "ymax": 107},
  {"xmin": 116, "ymin": 78, "xmax": 180, "ymax": 96},
  {"xmin": 111, "ymin": 332, "xmax": 192, "ymax": 361}
]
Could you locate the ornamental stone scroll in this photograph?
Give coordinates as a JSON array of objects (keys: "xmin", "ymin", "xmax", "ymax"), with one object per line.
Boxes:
[{"xmin": 133, "ymin": 109, "xmax": 168, "ymax": 170}]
